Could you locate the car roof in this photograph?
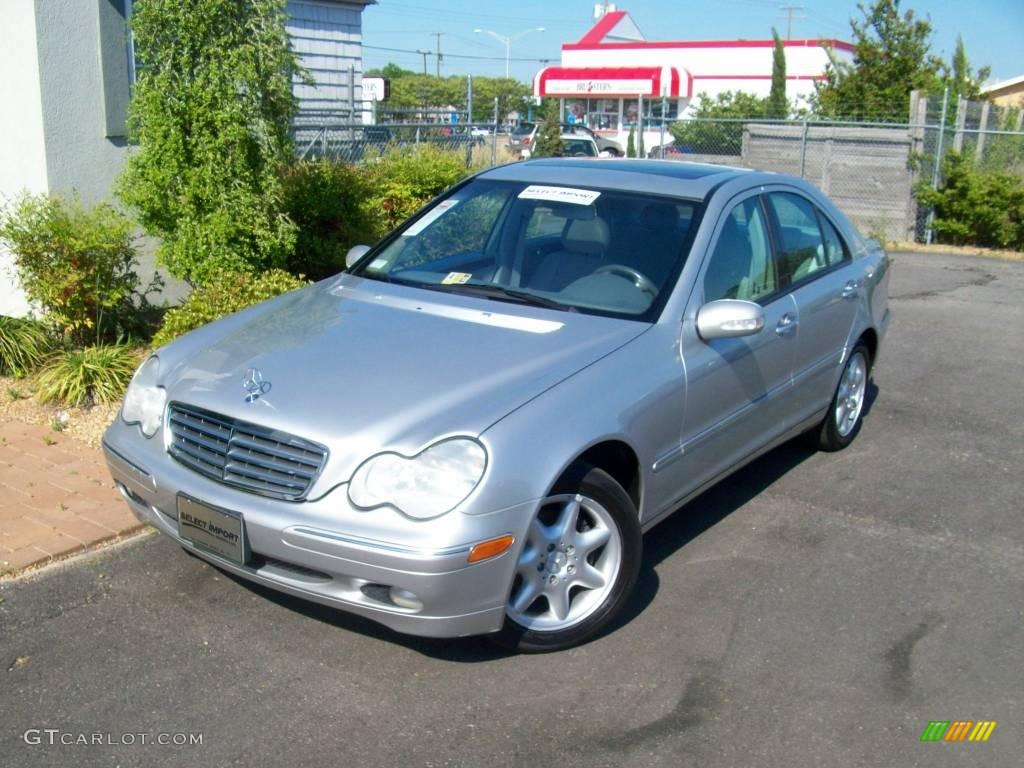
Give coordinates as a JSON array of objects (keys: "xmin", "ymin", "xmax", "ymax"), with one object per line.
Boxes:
[{"xmin": 478, "ymin": 158, "xmax": 765, "ymax": 199}]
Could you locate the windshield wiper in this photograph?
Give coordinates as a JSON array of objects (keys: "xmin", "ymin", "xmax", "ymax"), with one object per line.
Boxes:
[{"xmin": 429, "ymin": 283, "xmax": 577, "ymax": 312}]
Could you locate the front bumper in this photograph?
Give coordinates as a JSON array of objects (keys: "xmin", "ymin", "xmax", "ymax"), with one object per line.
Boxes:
[{"xmin": 102, "ymin": 422, "xmax": 534, "ymax": 639}]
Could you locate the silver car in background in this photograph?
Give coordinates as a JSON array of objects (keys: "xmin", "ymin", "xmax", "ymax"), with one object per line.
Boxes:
[{"xmin": 103, "ymin": 159, "xmax": 890, "ymax": 652}]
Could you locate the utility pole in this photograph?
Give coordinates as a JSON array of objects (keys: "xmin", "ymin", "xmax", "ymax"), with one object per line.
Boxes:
[
  {"xmin": 416, "ymin": 49, "xmax": 428, "ymax": 74},
  {"xmin": 777, "ymin": 5, "xmax": 806, "ymax": 39},
  {"xmin": 432, "ymin": 32, "xmax": 443, "ymax": 77}
]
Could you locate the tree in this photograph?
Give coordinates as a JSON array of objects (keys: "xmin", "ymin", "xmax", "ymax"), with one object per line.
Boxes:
[
  {"xmin": 813, "ymin": 0, "xmax": 945, "ymax": 121},
  {"xmin": 768, "ymin": 28, "xmax": 788, "ymax": 119},
  {"xmin": 117, "ymin": 0, "xmax": 303, "ymax": 285},
  {"xmin": 626, "ymin": 126, "xmax": 637, "ymax": 158},
  {"xmin": 531, "ymin": 100, "xmax": 565, "ymax": 158},
  {"xmin": 942, "ymin": 36, "xmax": 990, "ymax": 102},
  {"xmin": 670, "ymin": 91, "xmax": 770, "ymax": 154}
]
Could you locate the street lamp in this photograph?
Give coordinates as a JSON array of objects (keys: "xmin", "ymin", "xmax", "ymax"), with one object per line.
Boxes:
[{"xmin": 474, "ymin": 27, "xmax": 545, "ymax": 79}]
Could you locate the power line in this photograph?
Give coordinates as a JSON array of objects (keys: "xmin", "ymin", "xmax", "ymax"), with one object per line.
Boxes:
[
  {"xmin": 777, "ymin": 5, "xmax": 808, "ymax": 39},
  {"xmin": 363, "ymin": 43, "xmax": 555, "ymax": 64}
]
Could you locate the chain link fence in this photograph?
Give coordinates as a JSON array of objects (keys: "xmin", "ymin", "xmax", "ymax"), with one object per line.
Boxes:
[{"xmin": 292, "ymin": 91, "xmax": 1024, "ymax": 245}]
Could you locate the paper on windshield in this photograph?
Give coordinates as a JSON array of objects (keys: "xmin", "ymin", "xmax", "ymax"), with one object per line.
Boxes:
[
  {"xmin": 403, "ymin": 199, "xmax": 460, "ymax": 236},
  {"xmin": 518, "ymin": 185, "xmax": 601, "ymax": 206}
]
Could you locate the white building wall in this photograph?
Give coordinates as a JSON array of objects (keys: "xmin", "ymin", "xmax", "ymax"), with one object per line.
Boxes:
[
  {"xmin": 561, "ymin": 43, "xmax": 850, "ymax": 105},
  {"xmin": 0, "ymin": 0, "xmax": 48, "ymax": 316}
]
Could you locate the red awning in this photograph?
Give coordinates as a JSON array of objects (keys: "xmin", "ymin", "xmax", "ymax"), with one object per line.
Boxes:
[{"xmin": 534, "ymin": 66, "xmax": 687, "ymax": 98}]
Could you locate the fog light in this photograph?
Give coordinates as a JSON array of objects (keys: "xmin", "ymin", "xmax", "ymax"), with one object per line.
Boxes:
[
  {"xmin": 388, "ymin": 587, "xmax": 423, "ymax": 611},
  {"xmin": 467, "ymin": 534, "xmax": 515, "ymax": 564}
]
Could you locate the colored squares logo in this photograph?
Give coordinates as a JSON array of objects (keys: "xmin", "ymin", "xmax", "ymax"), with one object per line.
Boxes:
[{"xmin": 920, "ymin": 721, "xmax": 997, "ymax": 742}]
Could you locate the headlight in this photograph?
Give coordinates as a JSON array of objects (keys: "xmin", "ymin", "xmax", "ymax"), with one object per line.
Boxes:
[
  {"xmin": 348, "ymin": 438, "xmax": 487, "ymax": 520},
  {"xmin": 121, "ymin": 356, "xmax": 167, "ymax": 438}
]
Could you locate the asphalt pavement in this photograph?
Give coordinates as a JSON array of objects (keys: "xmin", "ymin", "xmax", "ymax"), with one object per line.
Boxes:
[{"xmin": 1, "ymin": 251, "xmax": 1021, "ymax": 768}]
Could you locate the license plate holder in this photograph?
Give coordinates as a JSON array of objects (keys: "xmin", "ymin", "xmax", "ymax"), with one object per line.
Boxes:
[{"xmin": 177, "ymin": 495, "xmax": 248, "ymax": 565}]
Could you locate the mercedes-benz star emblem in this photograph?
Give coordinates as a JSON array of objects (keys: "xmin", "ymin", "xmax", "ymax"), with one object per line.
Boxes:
[{"xmin": 243, "ymin": 368, "xmax": 271, "ymax": 403}]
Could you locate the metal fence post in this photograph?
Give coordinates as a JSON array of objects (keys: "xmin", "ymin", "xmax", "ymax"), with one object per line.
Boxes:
[
  {"xmin": 799, "ymin": 118, "xmax": 809, "ymax": 179},
  {"xmin": 925, "ymin": 86, "xmax": 949, "ymax": 245},
  {"xmin": 467, "ymin": 74, "xmax": 473, "ymax": 125},
  {"xmin": 492, "ymin": 96, "xmax": 499, "ymax": 167},
  {"xmin": 659, "ymin": 96, "xmax": 666, "ymax": 155}
]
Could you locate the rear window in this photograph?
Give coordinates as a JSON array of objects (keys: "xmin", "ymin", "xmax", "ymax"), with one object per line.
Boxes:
[{"xmin": 511, "ymin": 123, "xmax": 535, "ymax": 136}]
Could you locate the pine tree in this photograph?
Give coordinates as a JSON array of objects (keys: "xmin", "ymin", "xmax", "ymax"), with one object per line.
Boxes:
[{"xmin": 531, "ymin": 99, "xmax": 565, "ymax": 158}]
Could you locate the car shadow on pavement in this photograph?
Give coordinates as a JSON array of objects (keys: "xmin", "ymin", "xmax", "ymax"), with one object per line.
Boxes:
[{"xmin": 220, "ymin": 382, "xmax": 880, "ymax": 661}]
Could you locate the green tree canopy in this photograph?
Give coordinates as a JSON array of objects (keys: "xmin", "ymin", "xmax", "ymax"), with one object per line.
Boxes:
[
  {"xmin": 669, "ymin": 91, "xmax": 770, "ymax": 154},
  {"xmin": 813, "ymin": 0, "xmax": 945, "ymax": 121},
  {"xmin": 117, "ymin": 0, "xmax": 303, "ymax": 285},
  {"xmin": 365, "ymin": 64, "xmax": 532, "ymax": 122}
]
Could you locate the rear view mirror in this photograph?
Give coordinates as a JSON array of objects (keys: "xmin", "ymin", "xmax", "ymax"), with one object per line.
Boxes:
[
  {"xmin": 696, "ymin": 299, "xmax": 765, "ymax": 341},
  {"xmin": 346, "ymin": 244, "xmax": 371, "ymax": 268}
]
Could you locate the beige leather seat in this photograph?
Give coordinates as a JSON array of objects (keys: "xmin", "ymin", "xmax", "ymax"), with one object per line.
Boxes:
[{"xmin": 528, "ymin": 217, "xmax": 610, "ymax": 292}]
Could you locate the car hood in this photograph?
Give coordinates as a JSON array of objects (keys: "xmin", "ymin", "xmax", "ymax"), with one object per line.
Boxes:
[{"xmin": 158, "ymin": 275, "xmax": 649, "ymax": 492}]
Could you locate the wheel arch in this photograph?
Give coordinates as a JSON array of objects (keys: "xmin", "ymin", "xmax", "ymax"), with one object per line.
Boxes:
[
  {"xmin": 857, "ymin": 327, "xmax": 878, "ymax": 365},
  {"xmin": 553, "ymin": 439, "xmax": 642, "ymax": 515}
]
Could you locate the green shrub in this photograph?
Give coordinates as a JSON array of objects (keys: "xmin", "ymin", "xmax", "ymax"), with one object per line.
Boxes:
[
  {"xmin": 0, "ymin": 194, "xmax": 150, "ymax": 346},
  {"xmin": 0, "ymin": 315, "xmax": 52, "ymax": 376},
  {"xmin": 363, "ymin": 145, "xmax": 474, "ymax": 234},
  {"xmin": 530, "ymin": 100, "xmax": 565, "ymax": 159},
  {"xmin": 626, "ymin": 126, "xmax": 636, "ymax": 158},
  {"xmin": 917, "ymin": 151, "xmax": 1024, "ymax": 249},
  {"xmin": 35, "ymin": 344, "xmax": 141, "ymax": 406},
  {"xmin": 152, "ymin": 269, "xmax": 308, "ymax": 347},
  {"xmin": 282, "ymin": 159, "xmax": 381, "ymax": 280}
]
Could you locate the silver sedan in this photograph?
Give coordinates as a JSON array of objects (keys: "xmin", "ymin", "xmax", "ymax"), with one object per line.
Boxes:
[{"xmin": 103, "ymin": 159, "xmax": 890, "ymax": 652}]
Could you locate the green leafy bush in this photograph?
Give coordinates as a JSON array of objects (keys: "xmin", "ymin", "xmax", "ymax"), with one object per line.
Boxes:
[
  {"xmin": 0, "ymin": 316, "xmax": 52, "ymax": 376},
  {"xmin": 669, "ymin": 91, "xmax": 771, "ymax": 155},
  {"xmin": 116, "ymin": 0, "xmax": 302, "ymax": 285},
  {"xmin": 363, "ymin": 146, "xmax": 474, "ymax": 234},
  {"xmin": 152, "ymin": 269, "xmax": 308, "ymax": 347},
  {"xmin": 0, "ymin": 194, "xmax": 146, "ymax": 345},
  {"xmin": 35, "ymin": 344, "xmax": 141, "ymax": 406},
  {"xmin": 917, "ymin": 151, "xmax": 1024, "ymax": 249},
  {"xmin": 282, "ymin": 159, "xmax": 381, "ymax": 280}
]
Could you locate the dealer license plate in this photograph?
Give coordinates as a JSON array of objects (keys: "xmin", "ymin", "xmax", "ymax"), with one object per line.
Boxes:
[{"xmin": 177, "ymin": 495, "xmax": 247, "ymax": 565}]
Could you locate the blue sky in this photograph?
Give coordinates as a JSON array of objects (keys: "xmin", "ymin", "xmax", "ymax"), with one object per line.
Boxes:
[{"xmin": 361, "ymin": 0, "xmax": 1023, "ymax": 84}]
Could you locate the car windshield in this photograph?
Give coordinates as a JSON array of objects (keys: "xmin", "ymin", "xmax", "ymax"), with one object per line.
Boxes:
[{"xmin": 351, "ymin": 179, "xmax": 701, "ymax": 320}]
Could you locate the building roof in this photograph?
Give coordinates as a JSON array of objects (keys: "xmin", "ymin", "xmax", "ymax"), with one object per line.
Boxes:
[
  {"xmin": 564, "ymin": 8, "xmax": 853, "ymax": 53},
  {"xmin": 982, "ymin": 74, "xmax": 1024, "ymax": 96}
]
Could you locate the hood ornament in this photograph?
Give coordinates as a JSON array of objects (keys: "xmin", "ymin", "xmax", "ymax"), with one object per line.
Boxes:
[{"xmin": 243, "ymin": 368, "xmax": 272, "ymax": 403}]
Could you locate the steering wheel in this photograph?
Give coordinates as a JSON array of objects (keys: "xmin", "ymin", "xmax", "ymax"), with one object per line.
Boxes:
[{"xmin": 594, "ymin": 264, "xmax": 658, "ymax": 296}]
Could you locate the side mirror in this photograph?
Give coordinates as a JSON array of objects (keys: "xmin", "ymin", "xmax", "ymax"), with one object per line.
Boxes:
[
  {"xmin": 696, "ymin": 299, "xmax": 765, "ymax": 341},
  {"xmin": 345, "ymin": 244, "xmax": 371, "ymax": 268}
]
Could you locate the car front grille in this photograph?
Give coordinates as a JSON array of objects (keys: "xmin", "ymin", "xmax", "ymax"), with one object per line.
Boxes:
[{"xmin": 166, "ymin": 403, "xmax": 327, "ymax": 501}]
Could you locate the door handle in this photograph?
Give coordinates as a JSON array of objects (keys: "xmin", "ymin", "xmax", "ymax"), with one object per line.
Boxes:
[
  {"xmin": 775, "ymin": 313, "xmax": 798, "ymax": 336},
  {"xmin": 841, "ymin": 280, "xmax": 860, "ymax": 299}
]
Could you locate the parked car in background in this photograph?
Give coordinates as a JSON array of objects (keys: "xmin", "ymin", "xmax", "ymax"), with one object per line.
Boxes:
[
  {"xmin": 508, "ymin": 121, "xmax": 537, "ymax": 154},
  {"xmin": 104, "ymin": 159, "xmax": 890, "ymax": 652},
  {"xmin": 520, "ymin": 134, "xmax": 602, "ymax": 160},
  {"xmin": 562, "ymin": 122, "xmax": 624, "ymax": 156},
  {"xmin": 647, "ymin": 141, "xmax": 693, "ymax": 159},
  {"xmin": 509, "ymin": 121, "xmax": 625, "ymax": 157}
]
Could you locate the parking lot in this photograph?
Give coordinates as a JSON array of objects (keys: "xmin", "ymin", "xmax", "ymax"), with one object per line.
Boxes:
[{"xmin": 1, "ymin": 250, "xmax": 1021, "ymax": 767}]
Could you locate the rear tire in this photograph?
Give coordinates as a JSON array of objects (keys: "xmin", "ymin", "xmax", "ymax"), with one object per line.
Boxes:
[
  {"xmin": 816, "ymin": 342, "xmax": 871, "ymax": 452},
  {"xmin": 491, "ymin": 464, "xmax": 641, "ymax": 653}
]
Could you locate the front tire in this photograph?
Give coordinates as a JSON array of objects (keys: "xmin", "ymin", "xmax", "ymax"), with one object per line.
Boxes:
[
  {"xmin": 491, "ymin": 464, "xmax": 641, "ymax": 652},
  {"xmin": 816, "ymin": 342, "xmax": 871, "ymax": 451}
]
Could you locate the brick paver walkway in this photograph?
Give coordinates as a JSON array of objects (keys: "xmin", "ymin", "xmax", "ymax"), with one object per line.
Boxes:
[{"xmin": 0, "ymin": 420, "xmax": 144, "ymax": 575}]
